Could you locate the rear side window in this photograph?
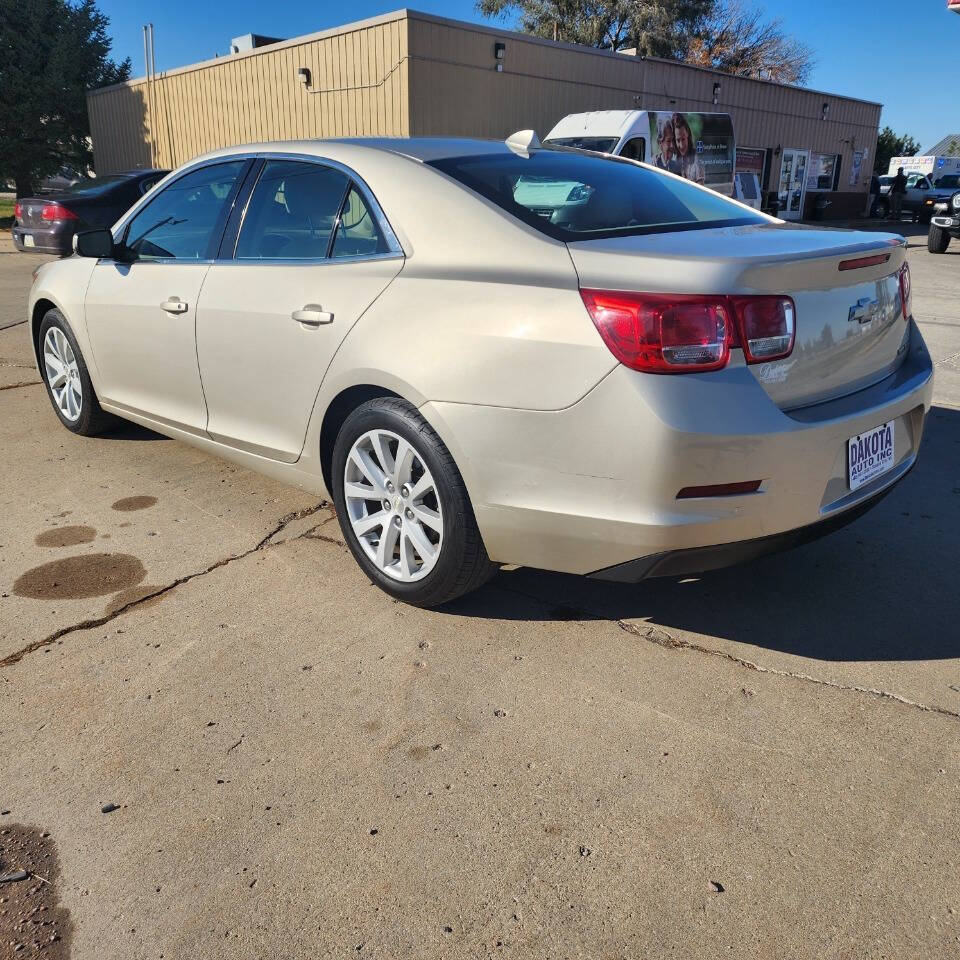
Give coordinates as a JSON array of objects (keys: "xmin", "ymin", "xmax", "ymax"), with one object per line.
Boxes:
[
  {"xmin": 428, "ymin": 149, "xmax": 765, "ymax": 240},
  {"xmin": 236, "ymin": 160, "xmax": 349, "ymax": 260},
  {"xmin": 331, "ymin": 186, "xmax": 388, "ymax": 258},
  {"xmin": 125, "ymin": 160, "xmax": 246, "ymax": 260}
]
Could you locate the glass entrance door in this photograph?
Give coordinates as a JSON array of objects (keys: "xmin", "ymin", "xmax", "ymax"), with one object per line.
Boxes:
[{"xmin": 777, "ymin": 149, "xmax": 809, "ymax": 220}]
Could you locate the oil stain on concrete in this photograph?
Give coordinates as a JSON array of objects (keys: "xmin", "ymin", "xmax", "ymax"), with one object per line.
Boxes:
[
  {"xmin": 0, "ymin": 823, "xmax": 72, "ymax": 958},
  {"xmin": 34, "ymin": 526, "xmax": 97, "ymax": 548},
  {"xmin": 110, "ymin": 496, "xmax": 157, "ymax": 512},
  {"xmin": 13, "ymin": 554, "xmax": 146, "ymax": 600}
]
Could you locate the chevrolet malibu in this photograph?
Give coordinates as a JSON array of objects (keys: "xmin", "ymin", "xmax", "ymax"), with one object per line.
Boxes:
[{"xmin": 27, "ymin": 137, "xmax": 933, "ymax": 606}]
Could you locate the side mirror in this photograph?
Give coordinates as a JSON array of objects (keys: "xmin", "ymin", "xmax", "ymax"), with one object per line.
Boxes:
[{"xmin": 74, "ymin": 228, "xmax": 115, "ymax": 259}]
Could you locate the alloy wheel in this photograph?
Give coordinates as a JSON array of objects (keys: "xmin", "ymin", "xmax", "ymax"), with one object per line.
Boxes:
[
  {"xmin": 43, "ymin": 326, "xmax": 82, "ymax": 423},
  {"xmin": 343, "ymin": 429, "xmax": 443, "ymax": 582}
]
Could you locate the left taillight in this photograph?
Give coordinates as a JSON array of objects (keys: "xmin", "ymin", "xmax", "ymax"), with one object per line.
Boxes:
[
  {"xmin": 580, "ymin": 290, "xmax": 795, "ymax": 374},
  {"xmin": 40, "ymin": 203, "xmax": 78, "ymax": 221},
  {"xmin": 13, "ymin": 201, "xmax": 22, "ymax": 222},
  {"xmin": 899, "ymin": 262, "xmax": 911, "ymax": 319}
]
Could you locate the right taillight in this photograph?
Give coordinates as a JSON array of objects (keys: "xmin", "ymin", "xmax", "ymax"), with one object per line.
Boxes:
[
  {"xmin": 731, "ymin": 296, "xmax": 795, "ymax": 363},
  {"xmin": 581, "ymin": 289, "xmax": 795, "ymax": 373}
]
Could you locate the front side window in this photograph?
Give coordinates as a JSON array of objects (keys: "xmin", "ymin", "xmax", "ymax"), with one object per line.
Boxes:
[
  {"xmin": 124, "ymin": 160, "xmax": 246, "ymax": 260},
  {"xmin": 429, "ymin": 148, "xmax": 765, "ymax": 240},
  {"xmin": 619, "ymin": 138, "xmax": 646, "ymax": 162},
  {"xmin": 236, "ymin": 160, "xmax": 349, "ymax": 260}
]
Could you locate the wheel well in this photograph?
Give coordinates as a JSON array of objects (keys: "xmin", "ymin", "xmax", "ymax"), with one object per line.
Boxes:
[
  {"xmin": 31, "ymin": 299, "xmax": 57, "ymax": 364},
  {"xmin": 318, "ymin": 385, "xmax": 401, "ymax": 493}
]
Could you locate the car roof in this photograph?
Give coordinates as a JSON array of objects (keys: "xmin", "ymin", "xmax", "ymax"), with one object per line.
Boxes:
[{"xmin": 185, "ymin": 137, "xmax": 527, "ymax": 169}]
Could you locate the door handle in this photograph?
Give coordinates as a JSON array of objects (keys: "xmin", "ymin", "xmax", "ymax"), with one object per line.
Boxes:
[
  {"xmin": 160, "ymin": 298, "xmax": 188, "ymax": 314},
  {"xmin": 292, "ymin": 304, "xmax": 334, "ymax": 326}
]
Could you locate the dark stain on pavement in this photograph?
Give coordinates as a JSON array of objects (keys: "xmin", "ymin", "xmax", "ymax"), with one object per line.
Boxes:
[
  {"xmin": 34, "ymin": 526, "xmax": 97, "ymax": 548},
  {"xmin": 110, "ymin": 496, "xmax": 157, "ymax": 512},
  {"xmin": 103, "ymin": 585, "xmax": 165, "ymax": 616},
  {"xmin": 13, "ymin": 554, "xmax": 146, "ymax": 600},
  {"xmin": 0, "ymin": 823, "xmax": 73, "ymax": 958}
]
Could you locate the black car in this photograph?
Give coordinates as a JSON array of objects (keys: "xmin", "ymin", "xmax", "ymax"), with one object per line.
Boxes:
[
  {"xmin": 12, "ymin": 169, "xmax": 168, "ymax": 255},
  {"xmin": 927, "ymin": 191, "xmax": 960, "ymax": 253}
]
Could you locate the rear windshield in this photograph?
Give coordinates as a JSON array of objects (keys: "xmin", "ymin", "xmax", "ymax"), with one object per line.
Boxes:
[
  {"xmin": 544, "ymin": 136, "xmax": 618, "ymax": 154},
  {"xmin": 428, "ymin": 148, "xmax": 764, "ymax": 241},
  {"xmin": 60, "ymin": 175, "xmax": 132, "ymax": 197}
]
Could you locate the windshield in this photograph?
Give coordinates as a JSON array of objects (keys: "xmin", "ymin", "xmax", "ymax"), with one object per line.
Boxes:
[
  {"xmin": 60, "ymin": 175, "xmax": 132, "ymax": 197},
  {"xmin": 428, "ymin": 148, "xmax": 764, "ymax": 241},
  {"xmin": 879, "ymin": 176, "xmax": 894, "ymax": 185},
  {"xmin": 544, "ymin": 136, "xmax": 619, "ymax": 154}
]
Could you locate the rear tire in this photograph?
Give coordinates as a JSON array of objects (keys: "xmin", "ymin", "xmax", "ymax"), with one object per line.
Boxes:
[
  {"xmin": 928, "ymin": 224, "xmax": 951, "ymax": 254},
  {"xmin": 331, "ymin": 397, "xmax": 496, "ymax": 607},
  {"xmin": 38, "ymin": 309, "xmax": 117, "ymax": 436},
  {"xmin": 874, "ymin": 199, "xmax": 889, "ymax": 219}
]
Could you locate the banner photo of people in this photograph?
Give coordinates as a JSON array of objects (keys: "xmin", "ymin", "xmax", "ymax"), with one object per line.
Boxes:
[{"xmin": 648, "ymin": 112, "xmax": 735, "ymax": 194}]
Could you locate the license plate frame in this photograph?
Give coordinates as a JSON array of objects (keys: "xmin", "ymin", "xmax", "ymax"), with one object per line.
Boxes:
[
  {"xmin": 847, "ymin": 421, "xmax": 894, "ymax": 491},
  {"xmin": 22, "ymin": 234, "xmax": 35, "ymax": 248}
]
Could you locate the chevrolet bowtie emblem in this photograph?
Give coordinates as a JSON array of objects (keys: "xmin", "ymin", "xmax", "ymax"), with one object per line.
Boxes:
[{"xmin": 848, "ymin": 296, "xmax": 878, "ymax": 324}]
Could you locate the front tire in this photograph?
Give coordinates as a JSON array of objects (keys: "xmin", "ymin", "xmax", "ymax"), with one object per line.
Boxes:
[
  {"xmin": 928, "ymin": 224, "xmax": 951, "ymax": 254},
  {"xmin": 331, "ymin": 397, "xmax": 496, "ymax": 607},
  {"xmin": 38, "ymin": 309, "xmax": 116, "ymax": 436}
]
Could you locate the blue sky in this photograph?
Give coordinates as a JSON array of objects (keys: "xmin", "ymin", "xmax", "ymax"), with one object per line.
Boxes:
[{"xmin": 100, "ymin": 0, "xmax": 948, "ymax": 151}]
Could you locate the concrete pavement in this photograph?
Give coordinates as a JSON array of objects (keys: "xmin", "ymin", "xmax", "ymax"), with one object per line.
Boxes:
[{"xmin": 1, "ymin": 227, "xmax": 959, "ymax": 959}]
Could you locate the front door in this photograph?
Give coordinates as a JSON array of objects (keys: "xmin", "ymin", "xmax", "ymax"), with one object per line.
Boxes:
[
  {"xmin": 777, "ymin": 149, "xmax": 809, "ymax": 220},
  {"xmin": 84, "ymin": 159, "xmax": 249, "ymax": 433},
  {"xmin": 195, "ymin": 159, "xmax": 404, "ymax": 462}
]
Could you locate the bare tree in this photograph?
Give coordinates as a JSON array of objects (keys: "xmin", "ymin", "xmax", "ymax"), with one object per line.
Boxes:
[
  {"xmin": 687, "ymin": 1, "xmax": 815, "ymax": 84},
  {"xmin": 476, "ymin": 0, "xmax": 814, "ymax": 85}
]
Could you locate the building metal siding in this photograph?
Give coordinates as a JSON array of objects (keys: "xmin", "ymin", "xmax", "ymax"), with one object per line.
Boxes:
[
  {"xmin": 86, "ymin": 8, "xmax": 880, "ymax": 208},
  {"xmin": 87, "ymin": 12, "xmax": 410, "ymax": 172}
]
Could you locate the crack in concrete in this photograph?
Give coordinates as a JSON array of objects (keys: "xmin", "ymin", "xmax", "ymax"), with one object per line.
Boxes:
[
  {"xmin": 0, "ymin": 358, "xmax": 36, "ymax": 370},
  {"xmin": 615, "ymin": 619, "xmax": 960, "ymax": 721},
  {"xmin": 495, "ymin": 584, "xmax": 960, "ymax": 722},
  {"xmin": 0, "ymin": 379, "xmax": 42, "ymax": 391},
  {"xmin": 0, "ymin": 502, "xmax": 328, "ymax": 669}
]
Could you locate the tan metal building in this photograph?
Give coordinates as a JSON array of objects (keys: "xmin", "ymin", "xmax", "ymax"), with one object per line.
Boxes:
[{"xmin": 87, "ymin": 8, "xmax": 882, "ymax": 218}]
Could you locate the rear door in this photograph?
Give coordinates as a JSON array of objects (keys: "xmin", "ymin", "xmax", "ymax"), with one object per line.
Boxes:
[
  {"xmin": 84, "ymin": 159, "xmax": 250, "ymax": 432},
  {"xmin": 195, "ymin": 158, "xmax": 404, "ymax": 462}
]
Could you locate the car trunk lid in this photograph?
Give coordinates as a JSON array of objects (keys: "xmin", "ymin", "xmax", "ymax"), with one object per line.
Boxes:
[{"xmin": 567, "ymin": 223, "xmax": 910, "ymax": 410}]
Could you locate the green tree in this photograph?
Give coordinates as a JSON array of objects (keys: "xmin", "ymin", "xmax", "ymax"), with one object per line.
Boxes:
[
  {"xmin": 476, "ymin": 0, "xmax": 813, "ymax": 83},
  {"xmin": 873, "ymin": 126, "xmax": 920, "ymax": 175},
  {"xmin": 0, "ymin": 0, "xmax": 130, "ymax": 196}
]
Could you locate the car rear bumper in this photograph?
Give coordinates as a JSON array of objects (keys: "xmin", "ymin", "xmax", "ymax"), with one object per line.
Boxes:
[
  {"xmin": 589, "ymin": 469, "xmax": 907, "ymax": 581},
  {"xmin": 421, "ymin": 320, "xmax": 934, "ymax": 577},
  {"xmin": 11, "ymin": 225, "xmax": 74, "ymax": 255}
]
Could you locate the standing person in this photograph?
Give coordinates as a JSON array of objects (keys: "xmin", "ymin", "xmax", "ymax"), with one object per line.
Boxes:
[
  {"xmin": 867, "ymin": 172, "xmax": 880, "ymax": 218},
  {"xmin": 672, "ymin": 113, "xmax": 705, "ymax": 184},
  {"xmin": 654, "ymin": 119, "xmax": 681, "ymax": 174},
  {"xmin": 889, "ymin": 167, "xmax": 907, "ymax": 220}
]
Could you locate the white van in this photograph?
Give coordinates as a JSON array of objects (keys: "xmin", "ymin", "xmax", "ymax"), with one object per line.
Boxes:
[{"xmin": 544, "ymin": 109, "xmax": 736, "ymax": 196}]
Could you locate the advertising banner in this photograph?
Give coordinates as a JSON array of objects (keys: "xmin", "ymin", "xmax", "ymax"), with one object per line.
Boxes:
[
  {"xmin": 806, "ymin": 152, "xmax": 838, "ymax": 191},
  {"xmin": 648, "ymin": 112, "xmax": 734, "ymax": 189},
  {"xmin": 849, "ymin": 150, "xmax": 864, "ymax": 186},
  {"xmin": 735, "ymin": 147, "xmax": 766, "ymax": 178}
]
